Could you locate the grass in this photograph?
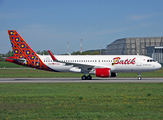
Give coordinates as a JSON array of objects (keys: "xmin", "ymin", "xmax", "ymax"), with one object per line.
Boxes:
[
  {"xmin": 0, "ymin": 61, "xmax": 163, "ymax": 78},
  {"xmin": 0, "ymin": 83, "xmax": 163, "ymax": 119},
  {"xmin": 0, "ymin": 69, "xmax": 83, "ymax": 78},
  {"xmin": 0, "ymin": 62, "xmax": 27, "ymax": 68},
  {"xmin": 0, "ymin": 68, "xmax": 163, "ymax": 78}
]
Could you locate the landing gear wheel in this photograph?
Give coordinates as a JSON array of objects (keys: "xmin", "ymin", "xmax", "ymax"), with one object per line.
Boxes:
[
  {"xmin": 137, "ymin": 72, "xmax": 142, "ymax": 80},
  {"xmin": 81, "ymin": 75, "xmax": 92, "ymax": 80},
  {"xmin": 81, "ymin": 75, "xmax": 86, "ymax": 80},
  {"xmin": 137, "ymin": 77, "xmax": 142, "ymax": 80},
  {"xmin": 86, "ymin": 75, "xmax": 92, "ymax": 80}
]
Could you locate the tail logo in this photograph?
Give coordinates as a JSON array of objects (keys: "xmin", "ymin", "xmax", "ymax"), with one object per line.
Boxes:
[
  {"xmin": 15, "ymin": 37, "xmax": 19, "ymax": 42},
  {"xmin": 26, "ymin": 50, "xmax": 30, "ymax": 55},
  {"xmin": 14, "ymin": 49, "xmax": 19, "ymax": 54},
  {"xmin": 7, "ymin": 30, "xmax": 51, "ymax": 71},
  {"xmin": 9, "ymin": 31, "xmax": 14, "ymax": 35},
  {"xmin": 20, "ymin": 44, "xmax": 25, "ymax": 48}
]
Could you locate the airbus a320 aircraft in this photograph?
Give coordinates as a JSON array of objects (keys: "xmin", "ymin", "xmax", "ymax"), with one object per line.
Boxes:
[{"xmin": 5, "ymin": 30, "xmax": 162, "ymax": 80}]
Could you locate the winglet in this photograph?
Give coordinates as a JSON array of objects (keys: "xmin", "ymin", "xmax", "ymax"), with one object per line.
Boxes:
[{"xmin": 48, "ymin": 50, "xmax": 57, "ymax": 61}]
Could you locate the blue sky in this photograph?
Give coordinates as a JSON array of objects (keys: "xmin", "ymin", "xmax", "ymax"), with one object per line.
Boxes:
[{"xmin": 1, "ymin": 0, "xmax": 163, "ymax": 54}]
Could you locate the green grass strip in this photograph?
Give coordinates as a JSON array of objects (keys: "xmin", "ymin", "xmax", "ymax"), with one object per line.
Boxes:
[
  {"xmin": 0, "ymin": 68, "xmax": 163, "ymax": 78},
  {"xmin": 0, "ymin": 83, "xmax": 163, "ymax": 119},
  {"xmin": 0, "ymin": 62, "xmax": 27, "ymax": 68},
  {"xmin": 0, "ymin": 62, "xmax": 163, "ymax": 78}
]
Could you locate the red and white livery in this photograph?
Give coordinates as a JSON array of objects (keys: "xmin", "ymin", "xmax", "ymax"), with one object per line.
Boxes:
[{"xmin": 5, "ymin": 30, "xmax": 162, "ymax": 80}]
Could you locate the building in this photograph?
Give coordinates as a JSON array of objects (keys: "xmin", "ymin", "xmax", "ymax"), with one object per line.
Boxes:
[
  {"xmin": 146, "ymin": 46, "xmax": 163, "ymax": 63},
  {"xmin": 105, "ymin": 37, "xmax": 163, "ymax": 55},
  {"xmin": 105, "ymin": 37, "xmax": 163, "ymax": 63}
]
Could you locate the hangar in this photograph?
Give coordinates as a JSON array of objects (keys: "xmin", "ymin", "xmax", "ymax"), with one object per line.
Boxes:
[
  {"xmin": 105, "ymin": 37, "xmax": 163, "ymax": 63},
  {"xmin": 146, "ymin": 46, "xmax": 163, "ymax": 63}
]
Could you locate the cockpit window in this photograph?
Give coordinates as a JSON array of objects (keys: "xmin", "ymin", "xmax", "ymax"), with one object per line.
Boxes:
[{"xmin": 147, "ymin": 59, "xmax": 155, "ymax": 62}]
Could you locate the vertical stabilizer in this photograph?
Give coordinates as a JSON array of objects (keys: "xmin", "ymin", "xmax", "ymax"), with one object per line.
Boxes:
[{"xmin": 7, "ymin": 30, "xmax": 50, "ymax": 70}]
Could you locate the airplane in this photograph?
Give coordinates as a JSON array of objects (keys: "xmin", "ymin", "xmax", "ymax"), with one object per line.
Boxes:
[{"xmin": 5, "ymin": 30, "xmax": 162, "ymax": 80}]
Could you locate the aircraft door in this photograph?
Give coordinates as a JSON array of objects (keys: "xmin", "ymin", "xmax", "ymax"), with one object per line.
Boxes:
[{"xmin": 136, "ymin": 56, "xmax": 142, "ymax": 66}]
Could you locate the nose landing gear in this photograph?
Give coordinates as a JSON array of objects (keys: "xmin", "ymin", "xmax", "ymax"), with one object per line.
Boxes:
[
  {"xmin": 137, "ymin": 72, "xmax": 142, "ymax": 80},
  {"xmin": 81, "ymin": 74, "xmax": 92, "ymax": 80}
]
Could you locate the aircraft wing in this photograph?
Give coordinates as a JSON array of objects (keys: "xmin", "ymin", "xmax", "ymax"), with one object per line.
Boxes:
[
  {"xmin": 48, "ymin": 50, "xmax": 97, "ymax": 72},
  {"xmin": 5, "ymin": 56, "xmax": 26, "ymax": 63},
  {"xmin": 48, "ymin": 50, "xmax": 112, "ymax": 73},
  {"xmin": 65, "ymin": 62, "xmax": 95, "ymax": 72},
  {"xmin": 65, "ymin": 61, "xmax": 112, "ymax": 73}
]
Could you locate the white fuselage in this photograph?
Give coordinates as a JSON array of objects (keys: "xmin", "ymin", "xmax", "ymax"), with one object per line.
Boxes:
[{"xmin": 38, "ymin": 54, "xmax": 162, "ymax": 73}]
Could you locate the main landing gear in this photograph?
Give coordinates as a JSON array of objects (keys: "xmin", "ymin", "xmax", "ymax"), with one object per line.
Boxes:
[
  {"xmin": 81, "ymin": 74, "xmax": 92, "ymax": 80},
  {"xmin": 137, "ymin": 72, "xmax": 142, "ymax": 80}
]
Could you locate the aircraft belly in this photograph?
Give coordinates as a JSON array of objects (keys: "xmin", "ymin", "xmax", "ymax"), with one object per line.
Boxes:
[
  {"xmin": 115, "ymin": 65, "xmax": 144, "ymax": 72},
  {"xmin": 47, "ymin": 65, "xmax": 73, "ymax": 72}
]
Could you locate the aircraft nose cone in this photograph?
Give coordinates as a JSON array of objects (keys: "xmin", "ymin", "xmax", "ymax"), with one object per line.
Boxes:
[
  {"xmin": 156, "ymin": 63, "xmax": 162, "ymax": 69},
  {"xmin": 158, "ymin": 63, "xmax": 162, "ymax": 69}
]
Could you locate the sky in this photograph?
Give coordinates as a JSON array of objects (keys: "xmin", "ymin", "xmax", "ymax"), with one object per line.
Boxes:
[{"xmin": 1, "ymin": 0, "xmax": 163, "ymax": 54}]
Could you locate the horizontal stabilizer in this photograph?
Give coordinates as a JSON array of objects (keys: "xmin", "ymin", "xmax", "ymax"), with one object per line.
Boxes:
[{"xmin": 5, "ymin": 56, "xmax": 26, "ymax": 63}]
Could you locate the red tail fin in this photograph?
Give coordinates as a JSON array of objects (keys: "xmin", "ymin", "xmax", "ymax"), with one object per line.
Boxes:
[
  {"xmin": 8, "ymin": 30, "xmax": 36, "ymax": 60},
  {"xmin": 7, "ymin": 30, "xmax": 50, "ymax": 70}
]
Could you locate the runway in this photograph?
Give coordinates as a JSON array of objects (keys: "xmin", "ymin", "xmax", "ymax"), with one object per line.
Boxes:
[{"xmin": 0, "ymin": 77, "xmax": 163, "ymax": 83}]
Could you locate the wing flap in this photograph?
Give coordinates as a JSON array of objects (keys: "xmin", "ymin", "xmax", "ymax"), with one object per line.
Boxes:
[{"xmin": 65, "ymin": 62, "xmax": 94, "ymax": 72}]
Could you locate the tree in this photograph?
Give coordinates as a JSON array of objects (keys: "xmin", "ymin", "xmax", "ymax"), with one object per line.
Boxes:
[
  {"xmin": 71, "ymin": 50, "xmax": 100, "ymax": 55},
  {"xmin": 36, "ymin": 50, "xmax": 53, "ymax": 55},
  {"xmin": 41, "ymin": 50, "xmax": 49, "ymax": 55},
  {"xmin": 36, "ymin": 50, "xmax": 42, "ymax": 55},
  {"xmin": 71, "ymin": 51, "xmax": 81, "ymax": 55},
  {"xmin": 0, "ymin": 54, "xmax": 4, "ymax": 62},
  {"xmin": 5, "ymin": 50, "xmax": 13, "ymax": 57}
]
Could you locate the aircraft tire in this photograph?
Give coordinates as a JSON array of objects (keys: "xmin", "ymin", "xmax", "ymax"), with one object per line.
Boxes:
[
  {"xmin": 86, "ymin": 75, "xmax": 92, "ymax": 80},
  {"xmin": 81, "ymin": 75, "xmax": 86, "ymax": 80},
  {"xmin": 137, "ymin": 77, "xmax": 142, "ymax": 80}
]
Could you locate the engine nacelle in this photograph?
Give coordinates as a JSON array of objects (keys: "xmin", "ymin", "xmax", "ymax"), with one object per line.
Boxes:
[
  {"xmin": 95, "ymin": 68, "xmax": 111, "ymax": 77},
  {"xmin": 111, "ymin": 72, "xmax": 117, "ymax": 77}
]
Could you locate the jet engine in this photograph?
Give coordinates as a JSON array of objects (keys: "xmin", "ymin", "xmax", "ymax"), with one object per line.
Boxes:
[
  {"xmin": 91, "ymin": 68, "xmax": 117, "ymax": 77},
  {"xmin": 95, "ymin": 68, "xmax": 111, "ymax": 77}
]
